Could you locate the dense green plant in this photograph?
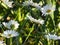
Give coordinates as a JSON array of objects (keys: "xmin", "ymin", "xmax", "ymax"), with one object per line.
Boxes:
[{"xmin": 0, "ymin": 0, "xmax": 60, "ymax": 45}]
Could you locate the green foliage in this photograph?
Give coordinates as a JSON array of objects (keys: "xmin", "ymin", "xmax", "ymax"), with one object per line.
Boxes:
[{"xmin": 0, "ymin": 0, "xmax": 60, "ymax": 45}]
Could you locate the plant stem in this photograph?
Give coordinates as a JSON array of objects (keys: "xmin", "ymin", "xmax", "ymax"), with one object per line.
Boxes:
[
  {"xmin": 47, "ymin": 38, "xmax": 50, "ymax": 45},
  {"xmin": 53, "ymin": 40, "xmax": 54, "ymax": 45},
  {"xmin": 56, "ymin": 41, "xmax": 58, "ymax": 45},
  {"xmin": 10, "ymin": 38, "xmax": 12, "ymax": 45},
  {"xmin": 0, "ymin": 1, "xmax": 8, "ymax": 9},
  {"xmin": 22, "ymin": 24, "xmax": 35, "ymax": 45}
]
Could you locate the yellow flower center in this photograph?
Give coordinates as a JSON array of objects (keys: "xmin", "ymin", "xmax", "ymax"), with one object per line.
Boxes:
[
  {"xmin": 46, "ymin": 10, "xmax": 51, "ymax": 13},
  {"xmin": 8, "ymin": 34, "xmax": 12, "ymax": 37}
]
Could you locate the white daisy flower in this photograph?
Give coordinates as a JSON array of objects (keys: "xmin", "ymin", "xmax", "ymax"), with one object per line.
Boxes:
[
  {"xmin": 3, "ymin": 20, "xmax": 19, "ymax": 30},
  {"xmin": 2, "ymin": 30, "xmax": 19, "ymax": 38},
  {"xmin": 0, "ymin": 41, "xmax": 6, "ymax": 45},
  {"xmin": 45, "ymin": 34, "xmax": 58, "ymax": 40},
  {"xmin": 23, "ymin": 0, "xmax": 41, "ymax": 9},
  {"xmin": 37, "ymin": 19, "xmax": 44, "ymax": 24},
  {"xmin": 27, "ymin": 15, "xmax": 44, "ymax": 25},
  {"xmin": 58, "ymin": 36, "xmax": 60, "ymax": 39},
  {"xmin": 2, "ymin": 0, "xmax": 13, "ymax": 8},
  {"xmin": 41, "ymin": 4, "xmax": 55, "ymax": 16},
  {"xmin": 23, "ymin": 0, "xmax": 33, "ymax": 6},
  {"xmin": 32, "ymin": 3, "xmax": 41, "ymax": 9}
]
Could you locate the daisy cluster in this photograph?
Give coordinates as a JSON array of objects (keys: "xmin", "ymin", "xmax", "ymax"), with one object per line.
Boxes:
[
  {"xmin": 1, "ymin": 0, "xmax": 55, "ymax": 15},
  {"xmin": 22, "ymin": 0, "xmax": 55, "ymax": 25},
  {"xmin": 0, "ymin": 0, "xmax": 60, "ymax": 44},
  {"xmin": 2, "ymin": 20, "xmax": 19, "ymax": 38},
  {"xmin": 0, "ymin": 20, "xmax": 19, "ymax": 45},
  {"xmin": 23, "ymin": 0, "xmax": 55, "ymax": 16},
  {"xmin": 23, "ymin": 0, "xmax": 60, "ymax": 40},
  {"xmin": 1, "ymin": 0, "xmax": 55, "ymax": 25}
]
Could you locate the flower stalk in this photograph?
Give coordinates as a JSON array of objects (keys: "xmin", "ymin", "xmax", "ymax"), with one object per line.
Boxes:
[
  {"xmin": 10, "ymin": 38, "xmax": 12, "ymax": 45},
  {"xmin": 53, "ymin": 40, "xmax": 54, "ymax": 45}
]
